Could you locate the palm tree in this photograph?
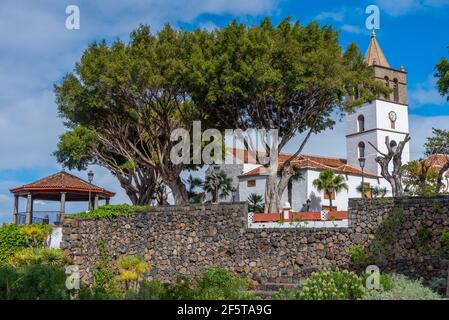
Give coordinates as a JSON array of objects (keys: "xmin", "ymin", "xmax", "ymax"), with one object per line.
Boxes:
[
  {"xmin": 312, "ymin": 170, "xmax": 348, "ymax": 211},
  {"xmin": 356, "ymin": 184, "xmax": 388, "ymax": 198},
  {"xmin": 184, "ymin": 174, "xmax": 203, "ymax": 203},
  {"xmin": 203, "ymin": 171, "xmax": 234, "ymax": 203},
  {"xmin": 248, "ymin": 193, "xmax": 264, "ymax": 212}
]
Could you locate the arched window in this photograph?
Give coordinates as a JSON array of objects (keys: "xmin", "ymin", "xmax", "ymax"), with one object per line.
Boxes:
[
  {"xmin": 384, "ymin": 76, "xmax": 389, "ymax": 87},
  {"xmin": 358, "ymin": 142, "xmax": 366, "ymax": 158},
  {"xmin": 357, "ymin": 115, "xmax": 365, "ymax": 132},
  {"xmin": 393, "ymin": 78, "xmax": 399, "ymax": 103}
]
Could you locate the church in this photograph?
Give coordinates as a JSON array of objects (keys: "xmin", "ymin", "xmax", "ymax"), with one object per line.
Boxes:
[{"xmin": 207, "ymin": 31, "xmax": 410, "ymax": 212}]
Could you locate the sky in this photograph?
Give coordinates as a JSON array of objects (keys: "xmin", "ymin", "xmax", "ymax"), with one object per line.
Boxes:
[{"xmin": 0, "ymin": 0, "xmax": 448, "ymax": 222}]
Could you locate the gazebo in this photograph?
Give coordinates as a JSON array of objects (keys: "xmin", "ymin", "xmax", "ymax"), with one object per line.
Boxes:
[{"xmin": 9, "ymin": 171, "xmax": 115, "ymax": 225}]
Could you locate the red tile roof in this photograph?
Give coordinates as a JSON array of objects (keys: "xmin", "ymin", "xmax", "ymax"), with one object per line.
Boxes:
[
  {"xmin": 10, "ymin": 171, "xmax": 115, "ymax": 197},
  {"xmin": 228, "ymin": 148, "xmax": 378, "ymax": 178}
]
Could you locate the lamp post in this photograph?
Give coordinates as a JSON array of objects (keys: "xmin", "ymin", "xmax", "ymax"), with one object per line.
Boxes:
[
  {"xmin": 359, "ymin": 157, "xmax": 366, "ymax": 198},
  {"xmin": 328, "ymin": 186, "xmax": 334, "ymax": 211},
  {"xmin": 88, "ymin": 170, "xmax": 94, "ymax": 210}
]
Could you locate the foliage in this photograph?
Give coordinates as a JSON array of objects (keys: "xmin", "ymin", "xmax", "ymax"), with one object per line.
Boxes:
[
  {"xmin": 0, "ymin": 264, "xmax": 68, "ymax": 300},
  {"xmin": 0, "ymin": 224, "xmax": 52, "ymax": 265},
  {"xmin": 124, "ymin": 279, "xmax": 169, "ymax": 300},
  {"xmin": 437, "ymin": 230, "xmax": 449, "ymax": 259},
  {"xmin": 362, "ymin": 273, "xmax": 442, "ymax": 300},
  {"xmin": 203, "ymin": 171, "xmax": 234, "ymax": 203},
  {"xmin": 368, "ymin": 207, "xmax": 405, "ymax": 263},
  {"xmin": 55, "ymin": 24, "xmax": 207, "ymax": 205},
  {"xmin": 116, "ymin": 256, "xmax": 150, "ymax": 290},
  {"xmin": 164, "ymin": 276, "xmax": 196, "ymax": 300},
  {"xmin": 194, "ymin": 266, "xmax": 258, "ymax": 300},
  {"xmin": 356, "ymin": 184, "xmax": 388, "ymax": 198},
  {"xmin": 348, "ymin": 245, "xmax": 367, "ymax": 265},
  {"xmin": 189, "ymin": 18, "xmax": 389, "ymax": 212},
  {"xmin": 435, "ymin": 53, "xmax": 449, "ymax": 101},
  {"xmin": 312, "ymin": 170, "xmax": 348, "ymax": 209},
  {"xmin": 248, "ymin": 193, "xmax": 264, "ymax": 213},
  {"xmin": 8, "ymin": 248, "xmax": 70, "ymax": 268},
  {"xmin": 401, "ymin": 160, "xmax": 439, "ymax": 196},
  {"xmin": 70, "ymin": 204, "xmax": 148, "ymax": 220},
  {"xmin": 412, "ymin": 227, "xmax": 433, "ymax": 252},
  {"xmin": 296, "ymin": 268, "xmax": 365, "ymax": 300},
  {"xmin": 185, "ymin": 175, "xmax": 204, "ymax": 203}
]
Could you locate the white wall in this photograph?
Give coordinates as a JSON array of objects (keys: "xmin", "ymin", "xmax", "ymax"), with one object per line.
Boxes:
[
  {"xmin": 346, "ymin": 99, "xmax": 410, "ymax": 176},
  {"xmin": 240, "ymin": 168, "xmax": 383, "ymax": 212}
]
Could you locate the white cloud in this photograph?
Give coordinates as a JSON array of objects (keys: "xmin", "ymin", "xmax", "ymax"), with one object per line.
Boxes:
[
  {"xmin": 341, "ymin": 24, "xmax": 364, "ymax": 34},
  {"xmin": 409, "ymin": 75, "xmax": 446, "ymax": 108},
  {"xmin": 314, "ymin": 10, "xmax": 346, "ymax": 22},
  {"xmin": 375, "ymin": 0, "xmax": 449, "ymax": 16}
]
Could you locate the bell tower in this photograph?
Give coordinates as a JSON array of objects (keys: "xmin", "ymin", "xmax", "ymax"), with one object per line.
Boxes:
[{"xmin": 346, "ymin": 31, "xmax": 410, "ymax": 177}]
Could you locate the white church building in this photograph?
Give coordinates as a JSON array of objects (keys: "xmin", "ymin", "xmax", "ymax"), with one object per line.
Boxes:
[{"xmin": 207, "ymin": 31, "xmax": 410, "ymax": 212}]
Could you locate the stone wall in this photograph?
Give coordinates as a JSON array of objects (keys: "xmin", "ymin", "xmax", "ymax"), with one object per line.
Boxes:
[{"xmin": 62, "ymin": 197, "xmax": 449, "ymax": 290}]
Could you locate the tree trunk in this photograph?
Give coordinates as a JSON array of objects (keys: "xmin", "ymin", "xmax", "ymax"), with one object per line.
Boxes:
[
  {"xmin": 436, "ymin": 161, "xmax": 449, "ymax": 194},
  {"xmin": 264, "ymin": 173, "xmax": 280, "ymax": 213},
  {"xmin": 166, "ymin": 176, "xmax": 189, "ymax": 204},
  {"xmin": 329, "ymin": 192, "xmax": 333, "ymax": 211}
]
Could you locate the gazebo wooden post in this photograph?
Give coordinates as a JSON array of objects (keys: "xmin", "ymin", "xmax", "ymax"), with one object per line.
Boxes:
[
  {"xmin": 94, "ymin": 194, "xmax": 99, "ymax": 209},
  {"xmin": 106, "ymin": 198, "xmax": 110, "ymax": 205},
  {"xmin": 12, "ymin": 195, "xmax": 19, "ymax": 225},
  {"xmin": 59, "ymin": 192, "xmax": 66, "ymax": 225},
  {"xmin": 25, "ymin": 192, "xmax": 33, "ymax": 225}
]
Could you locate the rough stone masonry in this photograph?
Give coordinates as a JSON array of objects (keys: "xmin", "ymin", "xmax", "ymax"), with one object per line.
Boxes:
[{"xmin": 62, "ymin": 196, "xmax": 449, "ymax": 291}]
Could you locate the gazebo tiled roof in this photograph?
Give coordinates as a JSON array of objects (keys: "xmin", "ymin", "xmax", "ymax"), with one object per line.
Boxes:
[{"xmin": 10, "ymin": 171, "xmax": 115, "ymax": 199}]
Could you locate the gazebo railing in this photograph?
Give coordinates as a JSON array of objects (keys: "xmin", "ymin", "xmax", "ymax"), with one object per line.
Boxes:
[{"xmin": 16, "ymin": 211, "xmax": 62, "ymax": 225}]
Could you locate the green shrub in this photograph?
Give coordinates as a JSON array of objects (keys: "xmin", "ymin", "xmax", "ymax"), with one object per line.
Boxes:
[
  {"xmin": 0, "ymin": 224, "xmax": 51, "ymax": 265},
  {"xmin": 412, "ymin": 227, "xmax": 433, "ymax": 252},
  {"xmin": 8, "ymin": 248, "xmax": 70, "ymax": 268},
  {"xmin": 194, "ymin": 266, "xmax": 258, "ymax": 300},
  {"xmin": 164, "ymin": 276, "xmax": 196, "ymax": 300},
  {"xmin": 363, "ymin": 274, "xmax": 442, "ymax": 300},
  {"xmin": 437, "ymin": 230, "xmax": 449, "ymax": 259},
  {"xmin": 0, "ymin": 264, "xmax": 68, "ymax": 300},
  {"xmin": 125, "ymin": 280, "xmax": 169, "ymax": 300},
  {"xmin": 297, "ymin": 268, "xmax": 365, "ymax": 300},
  {"xmin": 348, "ymin": 245, "xmax": 367, "ymax": 265},
  {"xmin": 70, "ymin": 204, "xmax": 148, "ymax": 220},
  {"xmin": 271, "ymin": 288, "xmax": 300, "ymax": 300}
]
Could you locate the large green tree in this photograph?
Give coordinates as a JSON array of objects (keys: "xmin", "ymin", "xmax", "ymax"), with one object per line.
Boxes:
[
  {"xmin": 424, "ymin": 128, "xmax": 449, "ymax": 194},
  {"xmin": 435, "ymin": 50, "xmax": 449, "ymax": 101},
  {"xmin": 189, "ymin": 18, "xmax": 389, "ymax": 212},
  {"xmin": 54, "ymin": 25, "xmax": 205, "ymax": 204},
  {"xmin": 54, "ymin": 126, "xmax": 160, "ymax": 205}
]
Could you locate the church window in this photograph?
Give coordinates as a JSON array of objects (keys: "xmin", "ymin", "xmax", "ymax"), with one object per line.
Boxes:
[
  {"xmin": 393, "ymin": 78, "xmax": 399, "ymax": 103},
  {"xmin": 357, "ymin": 115, "xmax": 365, "ymax": 132},
  {"xmin": 384, "ymin": 76, "xmax": 389, "ymax": 87},
  {"xmin": 358, "ymin": 142, "xmax": 365, "ymax": 158}
]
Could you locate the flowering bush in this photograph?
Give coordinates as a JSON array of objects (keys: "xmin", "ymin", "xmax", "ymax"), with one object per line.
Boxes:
[{"xmin": 297, "ymin": 268, "xmax": 365, "ymax": 300}]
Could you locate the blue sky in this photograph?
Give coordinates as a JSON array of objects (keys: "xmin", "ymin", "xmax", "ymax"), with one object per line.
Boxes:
[{"xmin": 0, "ymin": 0, "xmax": 448, "ymax": 222}]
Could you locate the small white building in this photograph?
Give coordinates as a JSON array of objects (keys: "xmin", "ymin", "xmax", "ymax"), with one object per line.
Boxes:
[{"xmin": 206, "ymin": 31, "xmax": 410, "ymax": 212}]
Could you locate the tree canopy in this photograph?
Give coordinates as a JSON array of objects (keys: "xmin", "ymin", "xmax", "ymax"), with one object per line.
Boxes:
[{"xmin": 188, "ymin": 18, "xmax": 389, "ymax": 212}]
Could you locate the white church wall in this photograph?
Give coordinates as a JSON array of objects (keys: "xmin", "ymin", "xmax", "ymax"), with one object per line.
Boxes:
[{"xmin": 347, "ymin": 130, "xmax": 379, "ymax": 175}]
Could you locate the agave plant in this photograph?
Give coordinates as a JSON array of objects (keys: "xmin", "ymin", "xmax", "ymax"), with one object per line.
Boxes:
[{"xmin": 248, "ymin": 193, "xmax": 264, "ymax": 213}]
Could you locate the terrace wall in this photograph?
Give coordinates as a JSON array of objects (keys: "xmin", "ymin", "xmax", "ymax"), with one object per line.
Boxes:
[{"xmin": 61, "ymin": 197, "xmax": 449, "ymax": 291}]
